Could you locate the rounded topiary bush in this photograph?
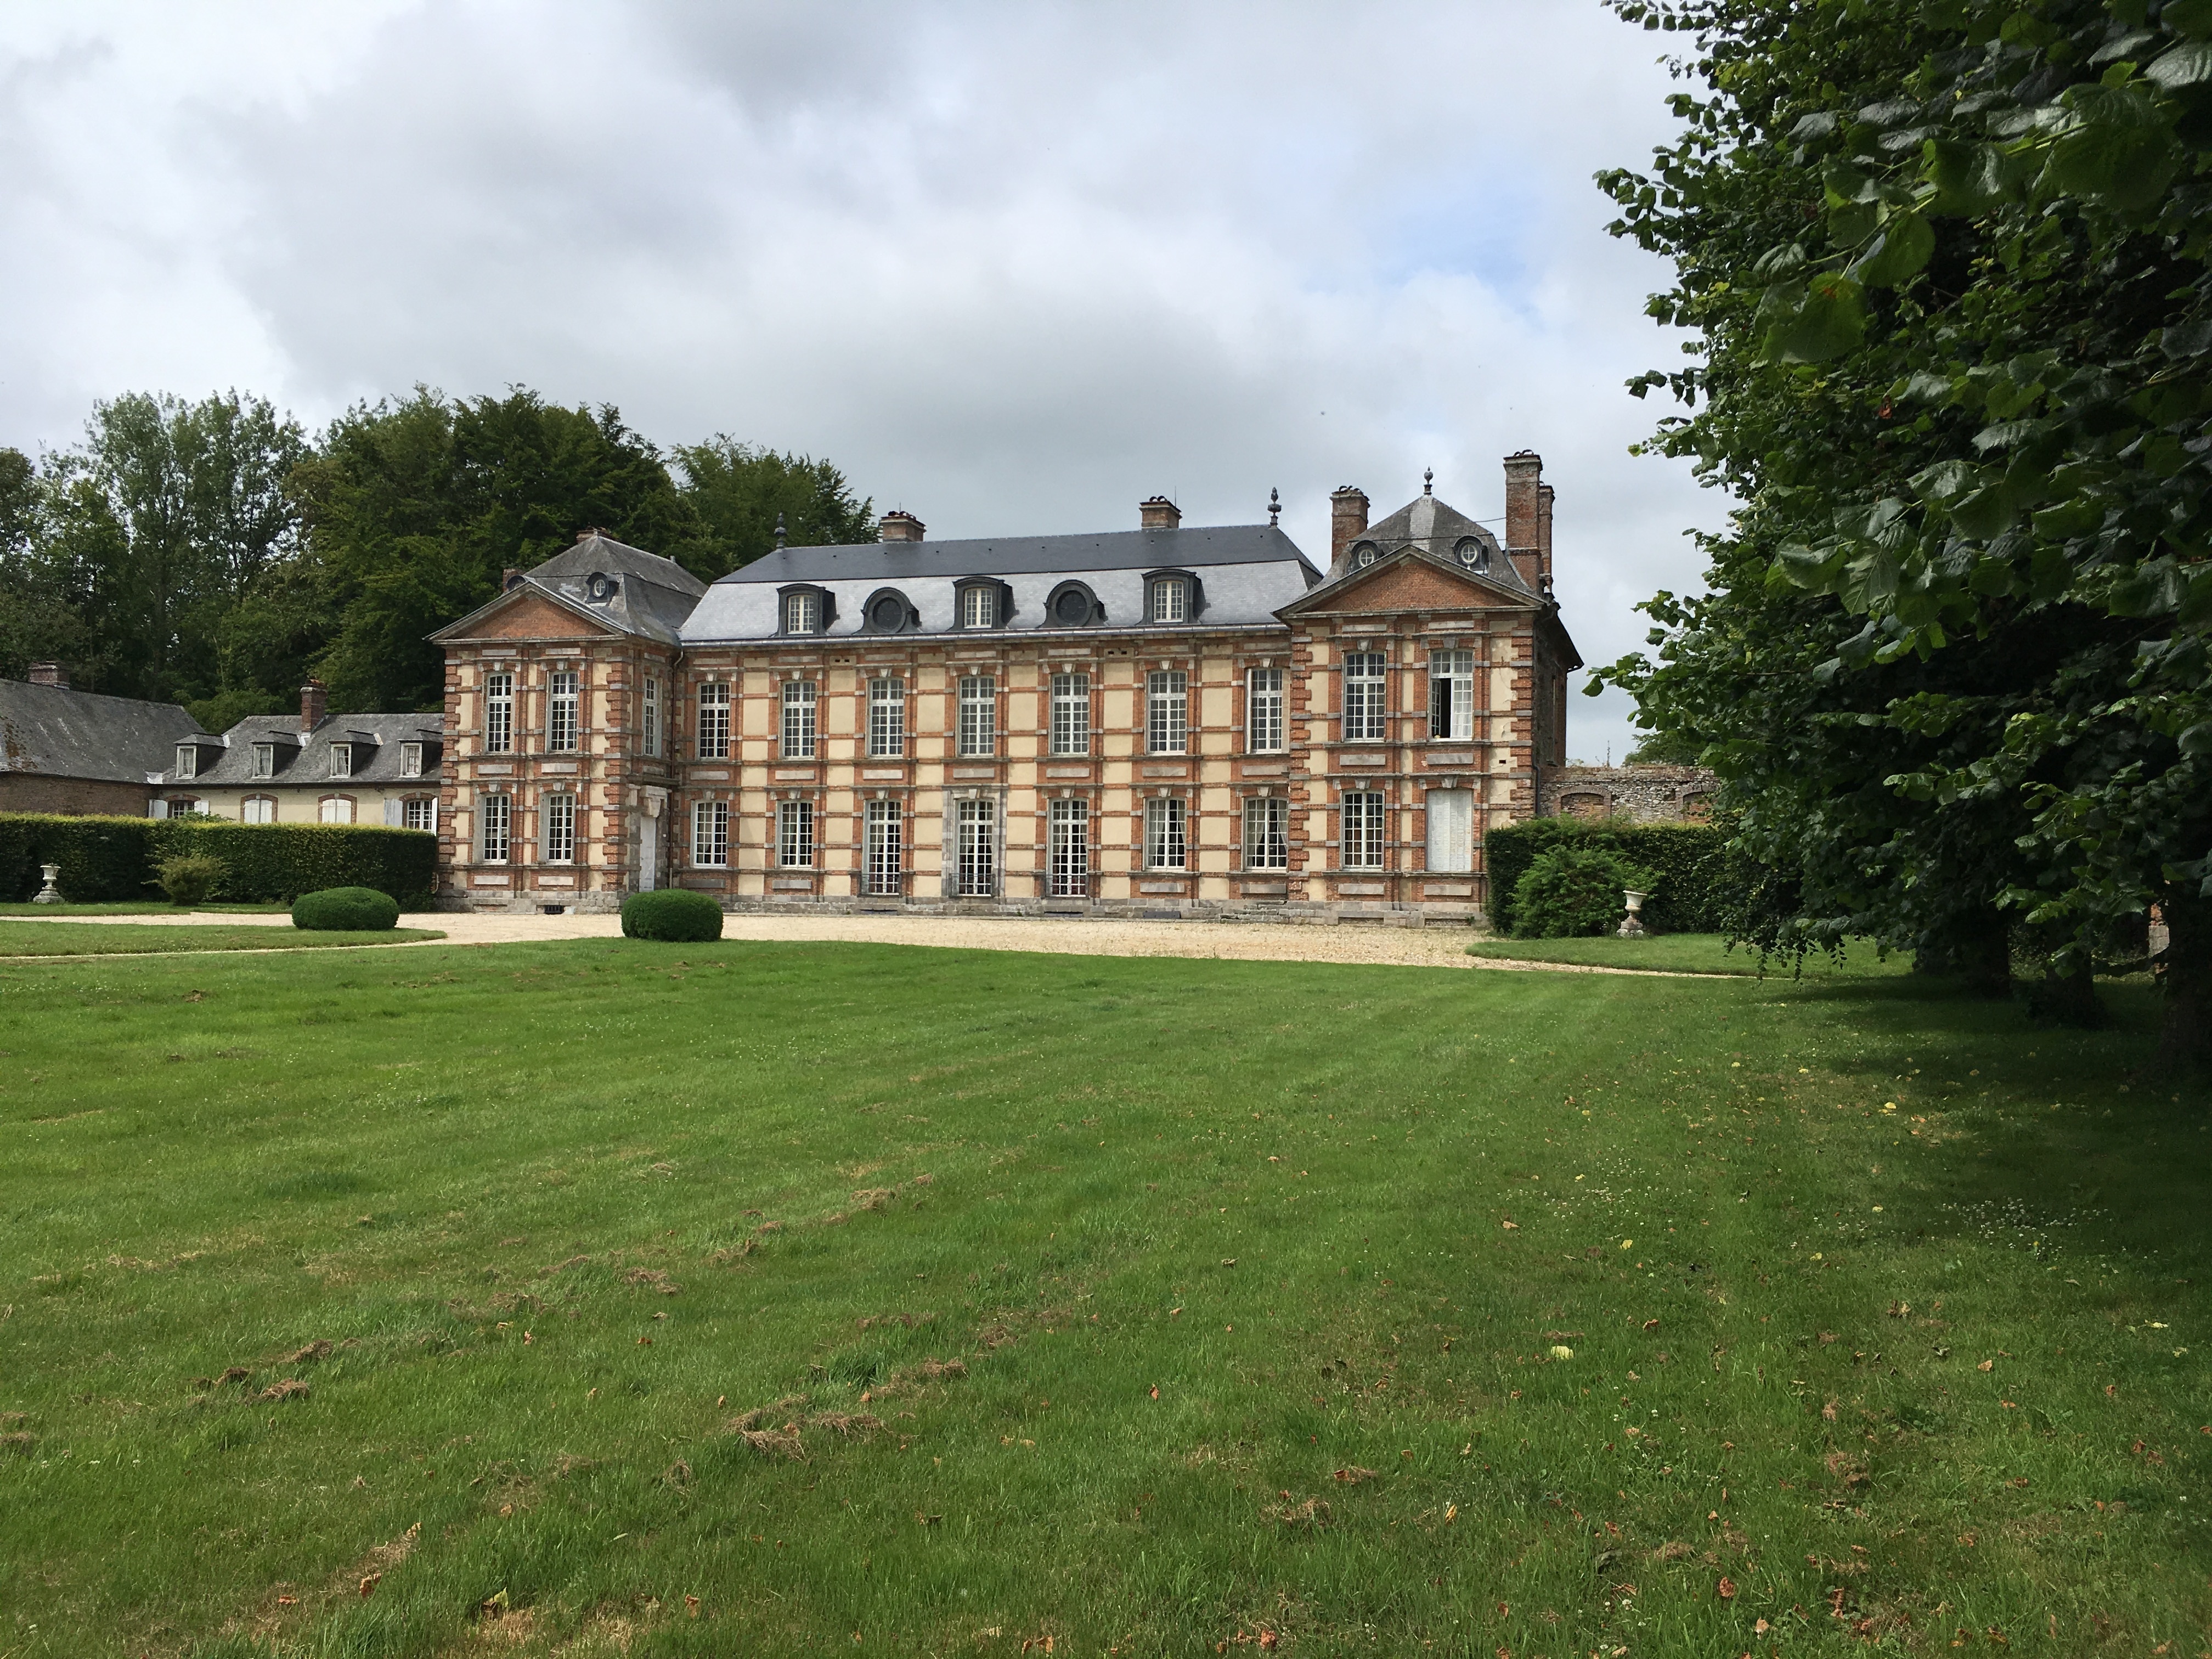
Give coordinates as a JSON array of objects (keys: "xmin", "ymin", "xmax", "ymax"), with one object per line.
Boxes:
[
  {"xmin": 621, "ymin": 888, "xmax": 724, "ymax": 942},
  {"xmin": 1508, "ymin": 845, "xmax": 1656, "ymax": 939},
  {"xmin": 291, "ymin": 886, "xmax": 400, "ymax": 932}
]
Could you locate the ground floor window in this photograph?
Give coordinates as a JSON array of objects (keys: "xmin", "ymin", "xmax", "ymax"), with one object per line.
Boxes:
[
  {"xmin": 1048, "ymin": 798, "xmax": 1089, "ymax": 897},
  {"xmin": 1425, "ymin": 789, "xmax": 1474, "ymax": 873},
  {"xmin": 1341, "ymin": 791, "xmax": 1386, "ymax": 869},
  {"xmin": 1143, "ymin": 797, "xmax": 1187, "ymax": 871},
  {"xmin": 319, "ymin": 795, "xmax": 354, "ymax": 825},
  {"xmin": 544, "ymin": 794, "xmax": 575, "ymax": 864},
  {"xmin": 864, "ymin": 799, "xmax": 903, "ymax": 895},
  {"xmin": 480, "ymin": 794, "xmax": 511, "ymax": 863},
  {"xmin": 955, "ymin": 798, "xmax": 995, "ymax": 896},
  {"xmin": 241, "ymin": 795, "xmax": 276, "ymax": 825},
  {"xmin": 777, "ymin": 800, "xmax": 815, "ymax": 867},
  {"xmin": 402, "ymin": 797, "xmax": 437, "ymax": 833},
  {"xmin": 692, "ymin": 800, "xmax": 728, "ymax": 867},
  {"xmin": 1243, "ymin": 796, "xmax": 1289, "ymax": 871}
]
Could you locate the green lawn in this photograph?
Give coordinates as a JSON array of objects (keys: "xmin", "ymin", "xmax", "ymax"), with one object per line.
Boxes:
[
  {"xmin": 0, "ymin": 901, "xmax": 292, "ymax": 917},
  {"xmin": 1, "ymin": 941, "xmax": 2204, "ymax": 1657},
  {"xmin": 0, "ymin": 922, "xmax": 444, "ymax": 956},
  {"xmin": 1466, "ymin": 933, "xmax": 1919, "ymax": 978}
]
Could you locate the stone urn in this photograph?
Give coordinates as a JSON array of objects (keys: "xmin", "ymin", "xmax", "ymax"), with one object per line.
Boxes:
[
  {"xmin": 31, "ymin": 862, "xmax": 63, "ymax": 905},
  {"xmin": 1618, "ymin": 889, "xmax": 1649, "ymax": 938}
]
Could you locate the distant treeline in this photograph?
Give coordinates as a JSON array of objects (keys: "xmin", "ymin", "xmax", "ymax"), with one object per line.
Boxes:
[{"xmin": 0, "ymin": 387, "xmax": 876, "ymax": 725}]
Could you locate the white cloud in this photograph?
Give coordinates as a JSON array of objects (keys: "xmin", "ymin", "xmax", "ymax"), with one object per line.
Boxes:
[{"xmin": 0, "ymin": 0, "xmax": 1729, "ymax": 759}]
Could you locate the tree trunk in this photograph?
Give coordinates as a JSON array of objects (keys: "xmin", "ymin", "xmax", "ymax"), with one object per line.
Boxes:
[
  {"xmin": 2154, "ymin": 887, "xmax": 2210, "ymax": 1077},
  {"xmin": 1915, "ymin": 912, "xmax": 2012, "ymax": 997},
  {"xmin": 2026, "ymin": 956, "xmax": 2108, "ymax": 1029}
]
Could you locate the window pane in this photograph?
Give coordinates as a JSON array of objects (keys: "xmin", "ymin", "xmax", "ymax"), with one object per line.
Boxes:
[
  {"xmin": 1048, "ymin": 798, "xmax": 1089, "ymax": 896},
  {"xmin": 955, "ymin": 798, "xmax": 995, "ymax": 895},
  {"xmin": 692, "ymin": 800, "xmax": 728, "ymax": 866},
  {"xmin": 868, "ymin": 679, "xmax": 906, "ymax": 758},
  {"xmin": 1425, "ymin": 788, "xmax": 1474, "ymax": 873},
  {"xmin": 1342, "ymin": 791, "xmax": 1385, "ymax": 868},
  {"xmin": 1244, "ymin": 797, "xmax": 1288, "ymax": 870},
  {"xmin": 1429, "ymin": 650, "xmax": 1475, "ymax": 741},
  {"xmin": 402, "ymin": 797, "xmax": 436, "ymax": 833},
  {"xmin": 484, "ymin": 674, "xmax": 514, "ymax": 753},
  {"xmin": 1143, "ymin": 798, "xmax": 1187, "ymax": 869},
  {"xmin": 1150, "ymin": 579, "xmax": 1187, "ymax": 623},
  {"xmin": 1049, "ymin": 674, "xmax": 1091, "ymax": 755},
  {"xmin": 481, "ymin": 795, "xmax": 511, "ymax": 861},
  {"xmin": 957, "ymin": 676, "xmax": 996, "ymax": 758},
  {"xmin": 642, "ymin": 678, "xmax": 660, "ymax": 757},
  {"xmin": 784, "ymin": 592, "xmax": 818, "ymax": 634},
  {"xmin": 1247, "ymin": 667, "xmax": 1283, "ymax": 753},
  {"xmin": 782, "ymin": 681, "xmax": 817, "ymax": 759},
  {"xmin": 1343, "ymin": 653, "xmax": 1386, "ymax": 742},
  {"xmin": 696, "ymin": 682, "xmax": 730, "ymax": 758},
  {"xmin": 330, "ymin": 744, "xmax": 351, "ymax": 778},
  {"xmin": 777, "ymin": 800, "xmax": 814, "ymax": 867},
  {"xmin": 865, "ymin": 799, "xmax": 904, "ymax": 894},
  {"xmin": 962, "ymin": 586, "xmax": 996, "ymax": 628},
  {"xmin": 549, "ymin": 670, "xmax": 579, "ymax": 752},
  {"xmin": 545, "ymin": 794, "xmax": 576, "ymax": 863},
  {"xmin": 244, "ymin": 795, "xmax": 274, "ymax": 825},
  {"xmin": 1146, "ymin": 671, "xmax": 1187, "ymax": 754}
]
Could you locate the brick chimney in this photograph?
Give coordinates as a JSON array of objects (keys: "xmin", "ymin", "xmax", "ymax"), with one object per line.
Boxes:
[
  {"xmin": 1139, "ymin": 496, "xmax": 1181, "ymax": 531},
  {"xmin": 27, "ymin": 662, "xmax": 67, "ymax": 689},
  {"xmin": 1537, "ymin": 481, "xmax": 1555, "ymax": 590},
  {"xmin": 1503, "ymin": 452, "xmax": 1544, "ymax": 588},
  {"xmin": 1329, "ymin": 486, "xmax": 1369, "ymax": 566},
  {"xmin": 878, "ymin": 510, "xmax": 926, "ymax": 544},
  {"xmin": 300, "ymin": 679, "xmax": 328, "ymax": 733}
]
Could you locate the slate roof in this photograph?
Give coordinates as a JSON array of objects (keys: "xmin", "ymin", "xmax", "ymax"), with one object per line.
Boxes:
[
  {"xmin": 431, "ymin": 533, "xmax": 708, "ymax": 645},
  {"xmin": 162, "ymin": 713, "xmax": 448, "ymax": 789},
  {"xmin": 0, "ymin": 679, "xmax": 201, "ymax": 785},
  {"xmin": 1330, "ymin": 490, "xmax": 1528, "ymax": 593},
  {"xmin": 681, "ymin": 524, "xmax": 1322, "ymax": 642}
]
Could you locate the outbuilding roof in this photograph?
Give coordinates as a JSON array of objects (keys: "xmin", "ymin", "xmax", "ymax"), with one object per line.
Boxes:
[
  {"xmin": 163, "ymin": 713, "xmax": 447, "ymax": 790},
  {"xmin": 0, "ymin": 679, "xmax": 201, "ymax": 785}
]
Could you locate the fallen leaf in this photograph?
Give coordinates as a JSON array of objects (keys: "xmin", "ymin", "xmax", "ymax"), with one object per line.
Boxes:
[
  {"xmin": 359, "ymin": 1573, "xmax": 381, "ymax": 1598},
  {"xmin": 1717, "ymin": 1575, "xmax": 1736, "ymax": 1599},
  {"xmin": 1977, "ymin": 1359, "xmax": 1994, "ymax": 1372}
]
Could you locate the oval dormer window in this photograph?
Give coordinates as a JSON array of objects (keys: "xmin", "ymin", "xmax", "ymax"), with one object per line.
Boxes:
[
  {"xmin": 1454, "ymin": 537, "xmax": 1487, "ymax": 568},
  {"xmin": 1050, "ymin": 583, "xmax": 1098, "ymax": 626},
  {"xmin": 586, "ymin": 572, "xmax": 618, "ymax": 601},
  {"xmin": 1352, "ymin": 541, "xmax": 1378, "ymax": 568},
  {"xmin": 866, "ymin": 591, "xmax": 911, "ymax": 633}
]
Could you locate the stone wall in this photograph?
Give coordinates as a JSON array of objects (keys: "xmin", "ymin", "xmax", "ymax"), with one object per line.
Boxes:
[
  {"xmin": 1539, "ymin": 764, "xmax": 1717, "ymax": 823},
  {"xmin": 0, "ymin": 775, "xmax": 154, "ymax": 816}
]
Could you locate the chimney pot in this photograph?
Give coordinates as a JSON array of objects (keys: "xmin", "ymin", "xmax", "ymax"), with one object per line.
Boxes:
[
  {"xmin": 1329, "ymin": 486, "xmax": 1370, "ymax": 567},
  {"xmin": 878, "ymin": 510, "xmax": 926, "ymax": 544},
  {"xmin": 27, "ymin": 662, "xmax": 67, "ymax": 689},
  {"xmin": 1139, "ymin": 495, "xmax": 1182, "ymax": 532},
  {"xmin": 300, "ymin": 679, "xmax": 328, "ymax": 733}
]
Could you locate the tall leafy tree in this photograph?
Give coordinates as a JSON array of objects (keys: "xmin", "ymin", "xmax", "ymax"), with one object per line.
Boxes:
[
  {"xmin": 667, "ymin": 440, "xmax": 876, "ymax": 578},
  {"xmin": 0, "ymin": 447, "xmax": 94, "ymax": 683},
  {"xmin": 1592, "ymin": 0, "xmax": 2212, "ymax": 1065}
]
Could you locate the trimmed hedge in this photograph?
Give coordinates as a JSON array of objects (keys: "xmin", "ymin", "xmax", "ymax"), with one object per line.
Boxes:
[
  {"xmin": 622, "ymin": 888, "xmax": 724, "ymax": 942},
  {"xmin": 1486, "ymin": 818, "xmax": 1739, "ymax": 935},
  {"xmin": 292, "ymin": 887, "xmax": 401, "ymax": 931},
  {"xmin": 1510, "ymin": 843, "xmax": 1658, "ymax": 938},
  {"xmin": 0, "ymin": 814, "xmax": 437, "ymax": 906}
]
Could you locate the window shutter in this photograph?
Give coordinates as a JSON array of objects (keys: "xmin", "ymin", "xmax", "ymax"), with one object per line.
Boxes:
[{"xmin": 383, "ymin": 799, "xmax": 403, "ymax": 826}]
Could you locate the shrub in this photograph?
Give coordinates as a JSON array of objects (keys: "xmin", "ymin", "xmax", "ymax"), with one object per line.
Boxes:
[
  {"xmin": 1509, "ymin": 844, "xmax": 1657, "ymax": 939},
  {"xmin": 1485, "ymin": 817, "xmax": 1741, "ymax": 934},
  {"xmin": 291, "ymin": 887, "xmax": 400, "ymax": 932},
  {"xmin": 0, "ymin": 815, "xmax": 437, "ymax": 906},
  {"xmin": 156, "ymin": 853, "xmax": 227, "ymax": 906},
  {"xmin": 622, "ymin": 889, "xmax": 724, "ymax": 942},
  {"xmin": 0, "ymin": 814, "xmax": 163, "ymax": 902}
]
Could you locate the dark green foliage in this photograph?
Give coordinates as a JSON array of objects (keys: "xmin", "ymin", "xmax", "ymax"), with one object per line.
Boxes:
[
  {"xmin": 1487, "ymin": 819, "xmax": 1736, "ymax": 936},
  {"xmin": 665, "ymin": 439, "xmax": 876, "ymax": 579},
  {"xmin": 620, "ymin": 888, "xmax": 724, "ymax": 941},
  {"xmin": 155, "ymin": 853, "xmax": 226, "ymax": 906},
  {"xmin": 1509, "ymin": 844, "xmax": 1657, "ymax": 939},
  {"xmin": 290, "ymin": 887, "xmax": 399, "ymax": 932},
  {"xmin": 0, "ymin": 815, "xmax": 435, "ymax": 905}
]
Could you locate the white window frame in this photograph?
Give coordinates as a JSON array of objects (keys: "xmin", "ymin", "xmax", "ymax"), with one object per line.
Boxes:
[
  {"xmin": 867, "ymin": 678, "xmax": 906, "ymax": 758},
  {"xmin": 242, "ymin": 795, "xmax": 276, "ymax": 825},
  {"xmin": 781, "ymin": 680, "xmax": 818, "ymax": 760},
  {"xmin": 1149, "ymin": 578, "xmax": 1188, "ymax": 623},
  {"xmin": 329, "ymin": 742, "xmax": 353, "ymax": 780},
  {"xmin": 1049, "ymin": 673, "xmax": 1091, "ymax": 756},
  {"xmin": 864, "ymin": 798, "xmax": 903, "ymax": 895},
  {"xmin": 480, "ymin": 793, "xmax": 511, "ymax": 862},
  {"xmin": 549, "ymin": 670, "xmax": 579, "ymax": 753},
  {"xmin": 402, "ymin": 797, "xmax": 438, "ymax": 834},
  {"xmin": 544, "ymin": 793, "xmax": 576, "ymax": 864},
  {"xmin": 777, "ymin": 799, "xmax": 816, "ymax": 867},
  {"xmin": 956, "ymin": 675, "xmax": 996, "ymax": 758},
  {"xmin": 1341, "ymin": 791, "xmax": 1386, "ymax": 868},
  {"xmin": 251, "ymin": 743, "xmax": 274, "ymax": 780},
  {"xmin": 174, "ymin": 744, "xmax": 198, "ymax": 779},
  {"xmin": 1342, "ymin": 652, "xmax": 1387, "ymax": 742},
  {"xmin": 697, "ymin": 681, "xmax": 730, "ymax": 759},
  {"xmin": 960, "ymin": 585, "xmax": 997, "ymax": 629},
  {"xmin": 1247, "ymin": 667, "xmax": 1284, "ymax": 753},
  {"xmin": 1146, "ymin": 670, "xmax": 1188, "ymax": 755},
  {"xmin": 642, "ymin": 677, "xmax": 661, "ymax": 758},
  {"xmin": 1048, "ymin": 797, "xmax": 1090, "ymax": 896},
  {"xmin": 954, "ymin": 797, "xmax": 996, "ymax": 896},
  {"xmin": 484, "ymin": 673, "xmax": 514, "ymax": 754},
  {"xmin": 783, "ymin": 591, "xmax": 820, "ymax": 635},
  {"xmin": 1430, "ymin": 650, "xmax": 1476, "ymax": 741},
  {"xmin": 1244, "ymin": 796, "xmax": 1289, "ymax": 871},
  {"xmin": 1143, "ymin": 797, "xmax": 1188, "ymax": 870},
  {"xmin": 399, "ymin": 741, "xmax": 424, "ymax": 777},
  {"xmin": 692, "ymin": 799, "xmax": 729, "ymax": 866}
]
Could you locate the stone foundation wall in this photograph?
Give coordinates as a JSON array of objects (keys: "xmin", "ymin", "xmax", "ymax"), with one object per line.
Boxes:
[
  {"xmin": 438, "ymin": 887, "xmax": 1485, "ymax": 927},
  {"xmin": 1540, "ymin": 764, "xmax": 1717, "ymax": 823},
  {"xmin": 0, "ymin": 776, "xmax": 154, "ymax": 816}
]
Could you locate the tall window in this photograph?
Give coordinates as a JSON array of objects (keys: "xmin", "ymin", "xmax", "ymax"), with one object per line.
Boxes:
[
  {"xmin": 1429, "ymin": 650, "xmax": 1476, "ymax": 741},
  {"xmin": 955, "ymin": 798, "xmax": 996, "ymax": 895},
  {"xmin": 697, "ymin": 682, "xmax": 730, "ymax": 758},
  {"xmin": 1244, "ymin": 797, "xmax": 1289, "ymax": 870},
  {"xmin": 484, "ymin": 673, "xmax": 514, "ymax": 753},
  {"xmin": 545, "ymin": 794, "xmax": 576, "ymax": 864},
  {"xmin": 251, "ymin": 743, "xmax": 274, "ymax": 779},
  {"xmin": 1341, "ymin": 791, "xmax": 1386, "ymax": 868},
  {"xmin": 549, "ymin": 670, "xmax": 579, "ymax": 752},
  {"xmin": 1049, "ymin": 673, "xmax": 1091, "ymax": 756},
  {"xmin": 481, "ymin": 794, "xmax": 511, "ymax": 862},
  {"xmin": 960, "ymin": 585, "xmax": 997, "ymax": 629},
  {"xmin": 692, "ymin": 800, "xmax": 728, "ymax": 866},
  {"xmin": 402, "ymin": 797, "xmax": 437, "ymax": 833},
  {"xmin": 1150, "ymin": 577, "xmax": 1188, "ymax": 623},
  {"xmin": 957, "ymin": 676, "xmax": 996, "ymax": 758},
  {"xmin": 242, "ymin": 795, "xmax": 275, "ymax": 825},
  {"xmin": 328, "ymin": 743, "xmax": 351, "ymax": 780},
  {"xmin": 1048, "ymin": 798, "xmax": 1089, "ymax": 896},
  {"xmin": 1143, "ymin": 798, "xmax": 1188, "ymax": 870},
  {"xmin": 1146, "ymin": 670, "xmax": 1188, "ymax": 754},
  {"xmin": 782, "ymin": 680, "xmax": 818, "ymax": 759},
  {"xmin": 642, "ymin": 678, "xmax": 661, "ymax": 758},
  {"xmin": 864, "ymin": 799, "xmax": 903, "ymax": 894},
  {"xmin": 777, "ymin": 800, "xmax": 815, "ymax": 867},
  {"xmin": 400, "ymin": 741, "xmax": 424, "ymax": 777},
  {"xmin": 783, "ymin": 591, "xmax": 820, "ymax": 635},
  {"xmin": 1426, "ymin": 788, "xmax": 1475, "ymax": 873},
  {"xmin": 174, "ymin": 744, "xmax": 198, "ymax": 779},
  {"xmin": 1342, "ymin": 652, "xmax": 1387, "ymax": 742},
  {"xmin": 1247, "ymin": 667, "xmax": 1284, "ymax": 753},
  {"xmin": 867, "ymin": 678, "xmax": 906, "ymax": 758}
]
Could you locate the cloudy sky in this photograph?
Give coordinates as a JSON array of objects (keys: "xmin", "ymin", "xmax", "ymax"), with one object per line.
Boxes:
[{"xmin": 2, "ymin": 0, "xmax": 1725, "ymax": 760}]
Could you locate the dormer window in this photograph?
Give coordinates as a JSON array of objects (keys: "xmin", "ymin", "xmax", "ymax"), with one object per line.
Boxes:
[
  {"xmin": 400, "ymin": 741, "xmax": 424, "ymax": 778},
  {"xmin": 174, "ymin": 744, "xmax": 198, "ymax": 780},
  {"xmin": 330, "ymin": 742, "xmax": 352, "ymax": 779},
  {"xmin": 1144, "ymin": 571, "xmax": 1199, "ymax": 624},
  {"xmin": 961, "ymin": 585, "xmax": 997, "ymax": 629},
  {"xmin": 1045, "ymin": 581, "xmax": 1102, "ymax": 627},
  {"xmin": 1352, "ymin": 542, "xmax": 1379, "ymax": 568},
  {"xmin": 251, "ymin": 743, "xmax": 275, "ymax": 780},
  {"xmin": 1453, "ymin": 536, "xmax": 1487, "ymax": 569},
  {"xmin": 783, "ymin": 590, "xmax": 820, "ymax": 634}
]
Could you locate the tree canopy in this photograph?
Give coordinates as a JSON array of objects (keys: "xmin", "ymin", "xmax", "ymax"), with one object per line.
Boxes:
[{"xmin": 1592, "ymin": 0, "xmax": 2212, "ymax": 1065}]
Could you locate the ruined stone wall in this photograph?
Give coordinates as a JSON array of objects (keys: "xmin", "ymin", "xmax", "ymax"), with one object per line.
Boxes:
[{"xmin": 1539, "ymin": 764, "xmax": 1718, "ymax": 823}]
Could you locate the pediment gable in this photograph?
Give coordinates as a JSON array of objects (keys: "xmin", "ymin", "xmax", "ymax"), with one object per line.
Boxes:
[
  {"xmin": 1279, "ymin": 547, "xmax": 1534, "ymax": 618},
  {"xmin": 431, "ymin": 585, "xmax": 623, "ymax": 644}
]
